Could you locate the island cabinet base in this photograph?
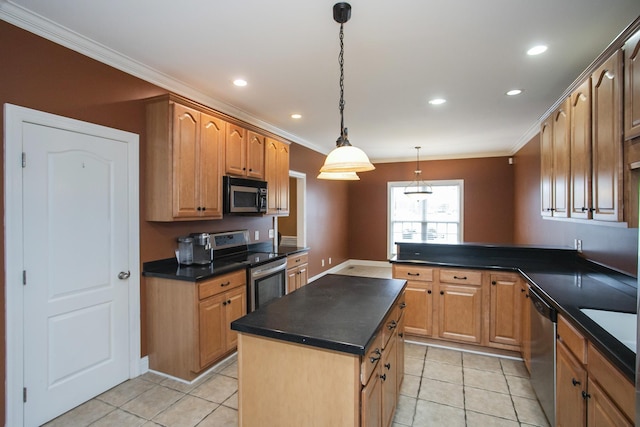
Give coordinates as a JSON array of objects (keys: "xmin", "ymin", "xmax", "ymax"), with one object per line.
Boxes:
[{"xmin": 237, "ymin": 333, "xmax": 361, "ymax": 427}]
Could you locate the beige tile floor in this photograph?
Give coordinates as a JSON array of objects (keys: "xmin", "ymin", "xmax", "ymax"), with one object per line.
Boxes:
[{"xmin": 44, "ymin": 265, "xmax": 549, "ymax": 427}]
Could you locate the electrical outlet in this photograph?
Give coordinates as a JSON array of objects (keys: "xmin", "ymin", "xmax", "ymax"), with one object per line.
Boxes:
[
  {"xmin": 268, "ymin": 229, "xmax": 274, "ymax": 238},
  {"xmin": 575, "ymin": 239, "xmax": 582, "ymax": 253},
  {"xmin": 329, "ymin": 257, "xmax": 332, "ymax": 265},
  {"xmin": 321, "ymin": 259, "xmax": 325, "ymax": 267},
  {"xmin": 254, "ymin": 230, "xmax": 259, "ymax": 241}
]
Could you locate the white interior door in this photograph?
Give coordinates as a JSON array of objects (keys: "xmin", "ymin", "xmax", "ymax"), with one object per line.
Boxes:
[{"xmin": 4, "ymin": 104, "xmax": 140, "ymax": 427}]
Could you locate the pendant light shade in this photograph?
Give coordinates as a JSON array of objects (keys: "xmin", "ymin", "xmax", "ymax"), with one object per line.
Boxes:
[
  {"xmin": 319, "ymin": 3, "xmax": 375, "ymax": 177},
  {"xmin": 317, "ymin": 171, "xmax": 360, "ymax": 180},
  {"xmin": 404, "ymin": 146, "xmax": 432, "ymax": 199}
]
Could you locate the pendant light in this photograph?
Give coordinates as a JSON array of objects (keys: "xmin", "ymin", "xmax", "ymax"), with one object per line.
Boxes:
[
  {"xmin": 318, "ymin": 2, "xmax": 375, "ymax": 177},
  {"xmin": 404, "ymin": 146, "xmax": 432, "ymax": 199},
  {"xmin": 317, "ymin": 171, "xmax": 360, "ymax": 180}
]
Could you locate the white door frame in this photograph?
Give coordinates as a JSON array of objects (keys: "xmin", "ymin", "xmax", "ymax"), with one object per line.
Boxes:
[{"xmin": 3, "ymin": 104, "xmax": 141, "ymax": 426}]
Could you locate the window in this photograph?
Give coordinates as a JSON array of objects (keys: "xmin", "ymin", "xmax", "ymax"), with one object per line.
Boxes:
[{"xmin": 388, "ymin": 180, "xmax": 464, "ymax": 257}]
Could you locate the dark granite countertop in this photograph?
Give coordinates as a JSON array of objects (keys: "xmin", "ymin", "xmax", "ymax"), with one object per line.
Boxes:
[
  {"xmin": 142, "ymin": 258, "xmax": 248, "ymax": 282},
  {"xmin": 142, "ymin": 246, "xmax": 310, "ymax": 282},
  {"xmin": 391, "ymin": 242, "xmax": 637, "ymax": 381},
  {"xmin": 231, "ymin": 274, "xmax": 407, "ymax": 355}
]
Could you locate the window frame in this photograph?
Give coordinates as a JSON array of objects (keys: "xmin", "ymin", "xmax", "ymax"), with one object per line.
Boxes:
[{"xmin": 387, "ymin": 179, "xmax": 464, "ymax": 258}]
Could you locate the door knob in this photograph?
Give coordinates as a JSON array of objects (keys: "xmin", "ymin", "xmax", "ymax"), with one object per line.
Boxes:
[{"xmin": 118, "ymin": 271, "xmax": 131, "ymax": 280}]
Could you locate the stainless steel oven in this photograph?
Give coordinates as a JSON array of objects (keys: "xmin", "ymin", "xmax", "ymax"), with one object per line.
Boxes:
[{"xmin": 248, "ymin": 257, "xmax": 287, "ymax": 312}]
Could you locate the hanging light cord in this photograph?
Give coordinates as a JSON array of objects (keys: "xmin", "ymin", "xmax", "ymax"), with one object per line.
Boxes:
[{"xmin": 337, "ymin": 23, "xmax": 350, "ymax": 147}]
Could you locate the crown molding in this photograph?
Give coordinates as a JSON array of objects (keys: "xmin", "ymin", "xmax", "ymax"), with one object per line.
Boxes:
[{"xmin": 0, "ymin": 0, "xmax": 328, "ymax": 155}]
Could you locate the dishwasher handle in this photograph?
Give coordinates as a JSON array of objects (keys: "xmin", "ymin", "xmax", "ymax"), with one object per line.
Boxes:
[{"xmin": 529, "ymin": 286, "xmax": 557, "ymax": 323}]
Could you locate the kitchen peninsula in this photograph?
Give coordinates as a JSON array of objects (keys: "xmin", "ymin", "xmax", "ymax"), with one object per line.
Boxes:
[{"xmin": 231, "ymin": 274, "xmax": 407, "ymax": 427}]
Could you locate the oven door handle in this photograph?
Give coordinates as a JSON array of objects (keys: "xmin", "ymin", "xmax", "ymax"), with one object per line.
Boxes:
[{"xmin": 252, "ymin": 262, "xmax": 286, "ymax": 278}]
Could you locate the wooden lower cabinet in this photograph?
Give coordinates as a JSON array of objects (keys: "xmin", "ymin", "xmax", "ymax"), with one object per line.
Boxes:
[
  {"xmin": 147, "ymin": 269, "xmax": 246, "ymax": 380},
  {"xmin": 556, "ymin": 314, "xmax": 635, "ymax": 426},
  {"xmin": 489, "ymin": 272, "xmax": 522, "ymax": 348},
  {"xmin": 437, "ymin": 282, "xmax": 482, "ymax": 344},
  {"xmin": 286, "ymin": 251, "xmax": 308, "ymax": 293},
  {"xmin": 556, "ymin": 341, "xmax": 588, "ymax": 426},
  {"xmin": 403, "ymin": 281, "xmax": 432, "ymax": 336},
  {"xmin": 380, "ymin": 331, "xmax": 398, "ymax": 427},
  {"xmin": 361, "ymin": 370, "xmax": 382, "ymax": 427}
]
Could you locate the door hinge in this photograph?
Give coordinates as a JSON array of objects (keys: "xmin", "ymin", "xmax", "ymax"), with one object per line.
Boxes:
[
  {"xmin": 22, "ymin": 152, "xmax": 26, "ymax": 168},
  {"xmin": 23, "ymin": 387, "xmax": 27, "ymax": 403},
  {"xmin": 23, "ymin": 270, "xmax": 26, "ymax": 286}
]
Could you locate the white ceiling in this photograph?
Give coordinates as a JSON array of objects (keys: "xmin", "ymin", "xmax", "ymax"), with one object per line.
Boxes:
[{"xmin": 2, "ymin": 0, "xmax": 640, "ymax": 162}]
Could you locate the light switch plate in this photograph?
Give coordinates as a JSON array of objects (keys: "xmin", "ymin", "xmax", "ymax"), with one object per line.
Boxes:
[
  {"xmin": 254, "ymin": 230, "xmax": 259, "ymax": 241},
  {"xmin": 268, "ymin": 229, "xmax": 274, "ymax": 238}
]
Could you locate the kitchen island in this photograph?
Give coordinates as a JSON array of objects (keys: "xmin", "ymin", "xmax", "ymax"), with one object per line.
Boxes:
[{"xmin": 231, "ymin": 274, "xmax": 407, "ymax": 427}]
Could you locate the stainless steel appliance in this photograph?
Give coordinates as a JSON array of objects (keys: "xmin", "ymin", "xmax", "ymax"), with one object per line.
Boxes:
[
  {"xmin": 529, "ymin": 286, "xmax": 557, "ymax": 426},
  {"xmin": 210, "ymin": 230, "xmax": 287, "ymax": 312},
  {"xmin": 223, "ymin": 176, "xmax": 267, "ymax": 214}
]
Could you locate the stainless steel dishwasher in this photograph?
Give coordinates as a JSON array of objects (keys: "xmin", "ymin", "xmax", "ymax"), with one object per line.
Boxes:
[{"xmin": 529, "ymin": 286, "xmax": 557, "ymax": 426}]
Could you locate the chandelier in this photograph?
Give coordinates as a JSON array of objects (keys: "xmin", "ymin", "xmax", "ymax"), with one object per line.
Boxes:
[{"xmin": 404, "ymin": 146, "xmax": 432, "ymax": 199}]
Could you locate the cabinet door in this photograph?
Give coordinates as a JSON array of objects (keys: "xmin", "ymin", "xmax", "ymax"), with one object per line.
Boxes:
[
  {"xmin": 298, "ymin": 264, "xmax": 308, "ymax": 287},
  {"xmin": 380, "ymin": 333, "xmax": 397, "ymax": 427},
  {"xmin": 489, "ymin": 273, "xmax": 521, "ymax": 347},
  {"xmin": 246, "ymin": 131, "xmax": 265, "ymax": 179},
  {"xmin": 361, "ymin": 370, "xmax": 382, "ymax": 427},
  {"xmin": 556, "ymin": 341, "xmax": 587, "ymax": 427},
  {"xmin": 625, "ymin": 29, "xmax": 640, "ymax": 140},
  {"xmin": 437, "ymin": 284, "xmax": 482, "ymax": 344},
  {"xmin": 552, "ymin": 99, "xmax": 571, "ymax": 218},
  {"xmin": 592, "ymin": 50, "xmax": 623, "ymax": 222},
  {"xmin": 172, "ymin": 103, "xmax": 200, "ymax": 218},
  {"xmin": 277, "ymin": 142, "xmax": 290, "ymax": 214},
  {"xmin": 521, "ymin": 283, "xmax": 531, "ymax": 372},
  {"xmin": 540, "ymin": 118, "xmax": 554, "ymax": 216},
  {"xmin": 403, "ymin": 282, "xmax": 432, "ymax": 336},
  {"xmin": 570, "ymin": 80, "xmax": 592, "ymax": 219},
  {"xmin": 224, "ymin": 286, "xmax": 246, "ymax": 351},
  {"xmin": 198, "ymin": 293, "xmax": 226, "ymax": 369},
  {"xmin": 286, "ymin": 268, "xmax": 298, "ymax": 294},
  {"xmin": 199, "ymin": 113, "xmax": 225, "ymax": 219},
  {"xmin": 225, "ymin": 124, "xmax": 246, "ymax": 176},
  {"xmin": 587, "ymin": 378, "xmax": 633, "ymax": 427},
  {"xmin": 265, "ymin": 139, "xmax": 279, "ymax": 214}
]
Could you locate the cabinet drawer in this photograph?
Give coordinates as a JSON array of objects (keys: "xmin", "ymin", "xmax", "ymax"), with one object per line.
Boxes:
[
  {"xmin": 199, "ymin": 269, "xmax": 246, "ymax": 300},
  {"xmin": 393, "ymin": 264, "xmax": 433, "ymax": 282},
  {"xmin": 382, "ymin": 305, "xmax": 400, "ymax": 348},
  {"xmin": 557, "ymin": 315, "xmax": 587, "ymax": 364},
  {"xmin": 361, "ymin": 332, "xmax": 383, "ymax": 385},
  {"xmin": 287, "ymin": 252, "xmax": 308, "ymax": 269},
  {"xmin": 587, "ymin": 343, "xmax": 635, "ymax": 422},
  {"xmin": 439, "ymin": 269, "xmax": 482, "ymax": 286}
]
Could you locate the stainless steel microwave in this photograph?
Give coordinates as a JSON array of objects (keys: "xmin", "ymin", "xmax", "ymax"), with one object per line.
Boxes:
[{"xmin": 223, "ymin": 176, "xmax": 268, "ymax": 214}]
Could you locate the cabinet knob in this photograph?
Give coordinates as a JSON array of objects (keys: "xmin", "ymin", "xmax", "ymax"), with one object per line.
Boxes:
[
  {"xmin": 384, "ymin": 363, "xmax": 391, "ymax": 370},
  {"xmin": 440, "ymin": 291, "xmax": 444, "ymax": 295},
  {"xmin": 202, "ymin": 207, "xmax": 206, "ymax": 211},
  {"xmin": 427, "ymin": 290, "xmax": 432, "ymax": 294},
  {"xmin": 399, "ymin": 332, "xmax": 404, "ymax": 338},
  {"xmin": 387, "ymin": 320, "xmax": 397, "ymax": 330},
  {"xmin": 582, "ymin": 391, "xmax": 591, "ymax": 400},
  {"xmin": 491, "ymin": 281, "xmax": 497, "ymax": 285},
  {"xmin": 521, "ymin": 288, "xmax": 525, "ymax": 293},
  {"xmin": 222, "ymin": 301, "xmax": 227, "ymax": 306},
  {"xmin": 571, "ymin": 378, "xmax": 581, "ymax": 387},
  {"xmin": 380, "ymin": 374, "xmax": 386, "ymax": 382},
  {"xmin": 197, "ymin": 207, "xmax": 202, "ymax": 211},
  {"xmin": 227, "ymin": 300, "xmax": 231, "ymax": 304},
  {"xmin": 399, "ymin": 302, "xmax": 406, "ymax": 309}
]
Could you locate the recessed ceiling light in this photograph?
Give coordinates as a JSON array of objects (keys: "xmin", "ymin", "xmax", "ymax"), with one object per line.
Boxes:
[
  {"xmin": 291, "ymin": 113, "xmax": 302, "ymax": 119},
  {"xmin": 527, "ymin": 45, "xmax": 547, "ymax": 56},
  {"xmin": 233, "ymin": 79, "xmax": 247, "ymax": 87},
  {"xmin": 506, "ymin": 89, "xmax": 523, "ymax": 96},
  {"xmin": 428, "ymin": 98, "xmax": 446, "ymax": 105}
]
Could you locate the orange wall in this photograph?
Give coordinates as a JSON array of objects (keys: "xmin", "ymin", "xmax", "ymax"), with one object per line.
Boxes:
[
  {"xmin": 513, "ymin": 134, "xmax": 638, "ymax": 274},
  {"xmin": 347, "ymin": 156, "xmax": 516, "ymax": 260}
]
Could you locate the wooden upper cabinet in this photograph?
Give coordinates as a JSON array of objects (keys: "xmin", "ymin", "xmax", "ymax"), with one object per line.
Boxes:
[
  {"xmin": 225, "ymin": 124, "xmax": 247, "ymax": 176},
  {"xmin": 199, "ymin": 113, "xmax": 225, "ymax": 219},
  {"xmin": 246, "ymin": 131, "xmax": 265, "ymax": 179},
  {"xmin": 591, "ymin": 50, "xmax": 623, "ymax": 222},
  {"xmin": 540, "ymin": 100, "xmax": 570, "ymax": 218},
  {"xmin": 540, "ymin": 118, "xmax": 554, "ymax": 216},
  {"xmin": 145, "ymin": 96, "xmax": 224, "ymax": 221},
  {"xmin": 552, "ymin": 99, "xmax": 571, "ymax": 218},
  {"xmin": 265, "ymin": 138, "xmax": 290, "ymax": 215},
  {"xmin": 225, "ymin": 127, "xmax": 265, "ymax": 179},
  {"xmin": 570, "ymin": 80, "xmax": 592, "ymax": 219},
  {"xmin": 624, "ymin": 29, "xmax": 640, "ymax": 140}
]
